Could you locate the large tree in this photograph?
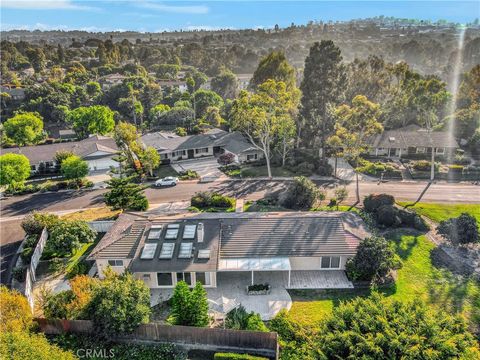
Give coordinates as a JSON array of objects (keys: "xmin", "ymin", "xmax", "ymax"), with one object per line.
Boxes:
[
  {"xmin": 300, "ymin": 41, "xmax": 346, "ymax": 158},
  {"xmin": 104, "ymin": 175, "xmax": 148, "ymax": 211},
  {"xmin": 60, "ymin": 155, "xmax": 89, "ymax": 180},
  {"xmin": 250, "ymin": 51, "xmax": 296, "ymax": 90},
  {"xmin": 0, "ymin": 153, "xmax": 31, "ymax": 189},
  {"xmin": 230, "ymin": 80, "xmax": 299, "ymax": 177},
  {"xmin": 140, "ymin": 146, "xmax": 160, "ymax": 177},
  {"xmin": 328, "ymin": 95, "xmax": 383, "ymax": 204},
  {"xmin": 192, "ymin": 89, "xmax": 224, "ymax": 119},
  {"xmin": 3, "ymin": 112, "xmax": 44, "ymax": 147},
  {"xmin": 66, "ymin": 105, "xmax": 115, "ymax": 139},
  {"xmin": 211, "ymin": 67, "xmax": 239, "ymax": 100}
]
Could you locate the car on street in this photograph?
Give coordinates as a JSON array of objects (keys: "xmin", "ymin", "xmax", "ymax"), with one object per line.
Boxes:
[{"xmin": 155, "ymin": 176, "xmax": 179, "ymax": 187}]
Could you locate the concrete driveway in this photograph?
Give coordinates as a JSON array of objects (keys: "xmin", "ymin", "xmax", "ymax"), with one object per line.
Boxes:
[{"xmin": 171, "ymin": 157, "xmax": 225, "ymax": 180}]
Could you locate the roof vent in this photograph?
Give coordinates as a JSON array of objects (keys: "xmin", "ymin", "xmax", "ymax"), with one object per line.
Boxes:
[
  {"xmin": 389, "ymin": 136, "xmax": 396, "ymax": 142},
  {"xmin": 197, "ymin": 223, "xmax": 204, "ymax": 243}
]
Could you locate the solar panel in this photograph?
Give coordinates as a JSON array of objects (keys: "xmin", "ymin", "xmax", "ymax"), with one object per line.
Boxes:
[
  {"xmin": 148, "ymin": 226, "xmax": 162, "ymax": 240},
  {"xmin": 178, "ymin": 243, "xmax": 193, "ymax": 258},
  {"xmin": 197, "ymin": 249, "xmax": 210, "ymax": 259},
  {"xmin": 140, "ymin": 243, "xmax": 157, "ymax": 259},
  {"xmin": 159, "ymin": 243, "xmax": 175, "ymax": 259},
  {"xmin": 165, "ymin": 225, "xmax": 179, "ymax": 240},
  {"xmin": 183, "ymin": 224, "xmax": 197, "ymax": 239}
]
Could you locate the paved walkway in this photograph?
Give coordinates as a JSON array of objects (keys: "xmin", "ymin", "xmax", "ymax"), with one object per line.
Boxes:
[{"xmin": 171, "ymin": 157, "xmax": 225, "ymax": 180}]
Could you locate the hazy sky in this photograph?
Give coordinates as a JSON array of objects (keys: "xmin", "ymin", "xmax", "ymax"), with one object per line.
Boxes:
[{"xmin": 1, "ymin": 1, "xmax": 479, "ymax": 32}]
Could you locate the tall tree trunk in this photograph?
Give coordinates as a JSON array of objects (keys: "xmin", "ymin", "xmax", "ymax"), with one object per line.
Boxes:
[
  {"xmin": 282, "ymin": 140, "xmax": 287, "ymax": 167},
  {"xmin": 430, "ymin": 147, "xmax": 435, "ymax": 181}
]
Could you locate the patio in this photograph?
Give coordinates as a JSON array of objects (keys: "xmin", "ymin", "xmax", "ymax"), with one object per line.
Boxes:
[{"xmin": 149, "ymin": 270, "xmax": 353, "ymax": 320}]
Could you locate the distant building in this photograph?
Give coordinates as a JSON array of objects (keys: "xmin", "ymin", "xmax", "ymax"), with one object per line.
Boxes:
[
  {"xmin": 235, "ymin": 74, "xmax": 253, "ymax": 90},
  {"xmin": 0, "ymin": 85, "xmax": 25, "ymax": 101},
  {"xmin": 58, "ymin": 129, "xmax": 77, "ymax": 140},
  {"xmin": 368, "ymin": 124, "xmax": 459, "ymax": 158},
  {"xmin": 98, "ymin": 73, "xmax": 127, "ymax": 90},
  {"xmin": 157, "ymin": 80, "xmax": 188, "ymax": 93},
  {"xmin": 141, "ymin": 128, "xmax": 263, "ymax": 164}
]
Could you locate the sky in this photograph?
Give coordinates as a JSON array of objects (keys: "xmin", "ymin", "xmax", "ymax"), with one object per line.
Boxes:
[{"xmin": 1, "ymin": 0, "xmax": 479, "ymax": 33}]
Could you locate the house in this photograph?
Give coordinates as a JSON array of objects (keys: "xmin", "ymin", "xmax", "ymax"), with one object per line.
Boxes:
[
  {"xmin": 0, "ymin": 135, "xmax": 119, "ymax": 174},
  {"xmin": 235, "ymin": 73, "xmax": 253, "ymax": 90},
  {"xmin": 157, "ymin": 80, "xmax": 188, "ymax": 93},
  {"xmin": 58, "ymin": 129, "xmax": 77, "ymax": 140},
  {"xmin": 368, "ymin": 124, "xmax": 459, "ymax": 158},
  {"xmin": 140, "ymin": 128, "xmax": 263, "ymax": 164},
  {"xmin": 98, "ymin": 73, "xmax": 127, "ymax": 90},
  {"xmin": 0, "ymin": 85, "xmax": 26, "ymax": 101},
  {"xmin": 88, "ymin": 211, "xmax": 367, "ymax": 290}
]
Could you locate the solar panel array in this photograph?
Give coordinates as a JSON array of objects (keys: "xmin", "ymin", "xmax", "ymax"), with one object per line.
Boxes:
[{"xmin": 140, "ymin": 243, "xmax": 157, "ymax": 259}]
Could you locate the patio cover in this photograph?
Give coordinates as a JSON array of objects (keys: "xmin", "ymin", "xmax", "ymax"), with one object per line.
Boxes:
[{"xmin": 218, "ymin": 257, "xmax": 291, "ymax": 271}]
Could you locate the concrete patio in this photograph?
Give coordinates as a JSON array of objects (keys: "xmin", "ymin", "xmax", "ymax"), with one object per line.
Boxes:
[{"xmin": 149, "ymin": 270, "xmax": 353, "ymax": 320}]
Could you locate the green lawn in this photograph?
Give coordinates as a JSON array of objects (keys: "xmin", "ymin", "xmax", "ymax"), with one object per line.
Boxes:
[
  {"xmin": 64, "ymin": 233, "xmax": 102, "ymax": 276},
  {"xmin": 398, "ymin": 202, "xmax": 480, "ymax": 224},
  {"xmin": 154, "ymin": 165, "xmax": 178, "ymax": 178},
  {"xmin": 288, "ymin": 229, "xmax": 480, "ymax": 334}
]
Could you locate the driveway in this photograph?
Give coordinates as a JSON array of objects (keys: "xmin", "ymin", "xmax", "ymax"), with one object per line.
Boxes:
[
  {"xmin": 171, "ymin": 157, "xmax": 225, "ymax": 180},
  {"xmin": 329, "ymin": 157, "xmax": 375, "ymax": 181}
]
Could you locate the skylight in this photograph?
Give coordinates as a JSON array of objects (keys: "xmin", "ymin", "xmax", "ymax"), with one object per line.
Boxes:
[
  {"xmin": 140, "ymin": 243, "xmax": 157, "ymax": 259},
  {"xmin": 165, "ymin": 224, "xmax": 180, "ymax": 239},
  {"xmin": 197, "ymin": 249, "xmax": 210, "ymax": 259},
  {"xmin": 148, "ymin": 225, "xmax": 162, "ymax": 240},
  {"xmin": 178, "ymin": 243, "xmax": 193, "ymax": 258},
  {"xmin": 159, "ymin": 243, "xmax": 175, "ymax": 259},
  {"xmin": 183, "ymin": 224, "xmax": 197, "ymax": 239}
]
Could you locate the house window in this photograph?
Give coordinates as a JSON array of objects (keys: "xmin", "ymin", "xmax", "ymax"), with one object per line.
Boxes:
[
  {"xmin": 142, "ymin": 274, "xmax": 151, "ymax": 281},
  {"xmin": 196, "ymin": 272, "xmax": 211, "ymax": 286},
  {"xmin": 416, "ymin": 147, "xmax": 426, "ymax": 154},
  {"xmin": 157, "ymin": 272, "xmax": 173, "ymax": 286},
  {"xmin": 436, "ymin": 147, "xmax": 445, "ymax": 154},
  {"xmin": 321, "ymin": 257, "xmax": 341, "ymax": 269},
  {"xmin": 195, "ymin": 148, "xmax": 209, "ymax": 154},
  {"xmin": 107, "ymin": 260, "xmax": 123, "ymax": 267},
  {"xmin": 176, "ymin": 272, "xmax": 192, "ymax": 286},
  {"xmin": 247, "ymin": 154, "xmax": 258, "ymax": 161},
  {"xmin": 31, "ymin": 165, "xmax": 36, "ymax": 171}
]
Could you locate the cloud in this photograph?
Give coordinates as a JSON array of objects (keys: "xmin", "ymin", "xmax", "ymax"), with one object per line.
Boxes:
[
  {"xmin": 1, "ymin": 0, "xmax": 96, "ymax": 11},
  {"xmin": 137, "ymin": 1, "xmax": 209, "ymax": 14}
]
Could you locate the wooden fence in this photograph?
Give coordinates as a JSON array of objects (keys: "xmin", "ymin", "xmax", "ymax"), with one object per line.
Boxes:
[
  {"xmin": 88, "ymin": 221, "xmax": 115, "ymax": 233},
  {"xmin": 35, "ymin": 318, "xmax": 278, "ymax": 359}
]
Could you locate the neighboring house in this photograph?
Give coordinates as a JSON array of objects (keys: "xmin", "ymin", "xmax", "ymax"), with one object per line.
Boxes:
[
  {"xmin": 58, "ymin": 129, "xmax": 77, "ymax": 140},
  {"xmin": 0, "ymin": 135, "xmax": 119, "ymax": 174},
  {"xmin": 98, "ymin": 73, "xmax": 127, "ymax": 90},
  {"xmin": 141, "ymin": 128, "xmax": 263, "ymax": 164},
  {"xmin": 89, "ymin": 212, "xmax": 367, "ymax": 290},
  {"xmin": 157, "ymin": 80, "xmax": 188, "ymax": 93},
  {"xmin": 0, "ymin": 85, "xmax": 26, "ymax": 101},
  {"xmin": 235, "ymin": 74, "xmax": 253, "ymax": 90},
  {"xmin": 368, "ymin": 124, "xmax": 459, "ymax": 157}
]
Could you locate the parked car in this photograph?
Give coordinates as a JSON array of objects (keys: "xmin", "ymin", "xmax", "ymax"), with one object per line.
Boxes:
[{"xmin": 155, "ymin": 176, "xmax": 178, "ymax": 187}]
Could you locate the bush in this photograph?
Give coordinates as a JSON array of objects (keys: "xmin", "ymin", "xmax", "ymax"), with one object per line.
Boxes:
[
  {"xmin": 345, "ymin": 236, "xmax": 399, "ymax": 282},
  {"xmin": 218, "ymin": 152, "xmax": 236, "ymax": 165},
  {"xmin": 174, "ymin": 127, "xmax": 187, "ymax": 136},
  {"xmin": 0, "ymin": 286, "xmax": 34, "ymax": 332},
  {"xmin": 178, "ymin": 170, "xmax": 199, "ymax": 180},
  {"xmin": 20, "ymin": 246, "xmax": 34, "ymax": 265},
  {"xmin": 356, "ymin": 158, "xmax": 401, "ymax": 177},
  {"xmin": 66, "ymin": 261, "xmax": 90, "ymax": 280},
  {"xmin": 43, "ymin": 290, "xmax": 74, "ymax": 319},
  {"xmin": 225, "ymin": 306, "xmax": 268, "ymax": 332},
  {"xmin": 45, "ymin": 220, "xmax": 96, "ymax": 258},
  {"xmin": 363, "ymin": 194, "xmax": 395, "ymax": 213},
  {"xmin": 411, "ymin": 160, "xmax": 439, "ymax": 172},
  {"xmin": 169, "ymin": 281, "xmax": 209, "ymax": 327},
  {"xmin": 376, "ymin": 204, "xmax": 402, "ymax": 227},
  {"xmin": 214, "ymin": 353, "xmax": 268, "ymax": 360},
  {"xmin": 191, "ymin": 191, "xmax": 235, "ymax": 209},
  {"xmin": 21, "ymin": 212, "xmax": 60, "ymax": 235},
  {"xmin": 12, "ymin": 266, "xmax": 26, "ymax": 282},
  {"xmin": 281, "ymin": 176, "xmax": 325, "ymax": 210},
  {"xmin": 437, "ymin": 213, "xmax": 479, "ymax": 245}
]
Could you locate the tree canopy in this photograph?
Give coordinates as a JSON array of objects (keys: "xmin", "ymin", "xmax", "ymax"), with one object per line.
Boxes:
[
  {"xmin": 66, "ymin": 105, "xmax": 115, "ymax": 139},
  {"xmin": 0, "ymin": 153, "xmax": 31, "ymax": 188},
  {"xmin": 250, "ymin": 51, "xmax": 296, "ymax": 90},
  {"xmin": 60, "ymin": 155, "xmax": 89, "ymax": 180},
  {"xmin": 3, "ymin": 112, "xmax": 44, "ymax": 147}
]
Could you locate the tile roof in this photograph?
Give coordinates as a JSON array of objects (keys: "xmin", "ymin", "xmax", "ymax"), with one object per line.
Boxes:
[{"xmin": 0, "ymin": 135, "xmax": 119, "ymax": 164}]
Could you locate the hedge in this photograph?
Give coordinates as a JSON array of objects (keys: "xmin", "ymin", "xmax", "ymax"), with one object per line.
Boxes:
[{"xmin": 214, "ymin": 353, "xmax": 268, "ymax": 360}]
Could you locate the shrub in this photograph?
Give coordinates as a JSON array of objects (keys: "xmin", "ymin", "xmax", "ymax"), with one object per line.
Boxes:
[
  {"xmin": 363, "ymin": 193, "xmax": 395, "ymax": 213},
  {"xmin": 225, "ymin": 306, "xmax": 268, "ymax": 332},
  {"xmin": 12, "ymin": 266, "xmax": 26, "ymax": 282},
  {"xmin": 191, "ymin": 191, "xmax": 234, "ymax": 209},
  {"xmin": 43, "ymin": 290, "xmax": 74, "ymax": 319},
  {"xmin": 376, "ymin": 204, "xmax": 402, "ymax": 227},
  {"xmin": 21, "ymin": 212, "xmax": 60, "ymax": 235},
  {"xmin": 66, "ymin": 261, "xmax": 90, "ymax": 280},
  {"xmin": 218, "ymin": 152, "xmax": 236, "ymax": 165},
  {"xmin": 437, "ymin": 213, "xmax": 479, "ymax": 244},
  {"xmin": 45, "ymin": 220, "xmax": 96, "ymax": 257},
  {"xmin": 178, "ymin": 170, "xmax": 199, "ymax": 180},
  {"xmin": 345, "ymin": 236, "xmax": 399, "ymax": 282},
  {"xmin": 0, "ymin": 286, "xmax": 33, "ymax": 332},
  {"xmin": 174, "ymin": 127, "xmax": 187, "ymax": 136},
  {"xmin": 411, "ymin": 160, "xmax": 439, "ymax": 172},
  {"xmin": 169, "ymin": 281, "xmax": 209, "ymax": 327},
  {"xmin": 281, "ymin": 176, "xmax": 325, "ymax": 210},
  {"xmin": 214, "ymin": 353, "xmax": 268, "ymax": 360},
  {"xmin": 20, "ymin": 246, "xmax": 34, "ymax": 265}
]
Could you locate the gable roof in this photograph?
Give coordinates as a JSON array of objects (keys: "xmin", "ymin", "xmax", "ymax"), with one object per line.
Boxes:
[
  {"xmin": 369, "ymin": 125, "xmax": 458, "ymax": 149},
  {"xmin": 0, "ymin": 135, "xmax": 119, "ymax": 164}
]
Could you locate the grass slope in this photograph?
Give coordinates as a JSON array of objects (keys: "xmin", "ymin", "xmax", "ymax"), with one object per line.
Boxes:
[{"xmin": 398, "ymin": 202, "xmax": 480, "ymax": 224}]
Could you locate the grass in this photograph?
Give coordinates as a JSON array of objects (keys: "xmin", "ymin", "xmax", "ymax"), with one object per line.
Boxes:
[
  {"xmin": 398, "ymin": 202, "xmax": 480, "ymax": 224},
  {"xmin": 61, "ymin": 207, "xmax": 120, "ymax": 222},
  {"xmin": 288, "ymin": 229, "xmax": 480, "ymax": 335},
  {"xmin": 154, "ymin": 165, "xmax": 178, "ymax": 179}
]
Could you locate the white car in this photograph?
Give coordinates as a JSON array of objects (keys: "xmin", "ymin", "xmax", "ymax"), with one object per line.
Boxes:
[{"xmin": 155, "ymin": 176, "xmax": 178, "ymax": 187}]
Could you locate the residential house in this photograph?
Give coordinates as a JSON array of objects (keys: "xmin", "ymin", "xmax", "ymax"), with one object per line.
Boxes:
[
  {"xmin": 0, "ymin": 135, "xmax": 119, "ymax": 174},
  {"xmin": 141, "ymin": 128, "xmax": 263, "ymax": 164},
  {"xmin": 368, "ymin": 124, "xmax": 459, "ymax": 158},
  {"xmin": 235, "ymin": 74, "xmax": 252, "ymax": 90},
  {"xmin": 98, "ymin": 73, "xmax": 127, "ymax": 90},
  {"xmin": 0, "ymin": 85, "xmax": 26, "ymax": 101},
  {"xmin": 157, "ymin": 80, "xmax": 188, "ymax": 93},
  {"xmin": 89, "ymin": 211, "xmax": 367, "ymax": 291}
]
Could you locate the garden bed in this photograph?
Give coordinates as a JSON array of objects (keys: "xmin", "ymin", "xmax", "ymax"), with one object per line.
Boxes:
[{"xmin": 246, "ymin": 284, "xmax": 271, "ymax": 295}]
